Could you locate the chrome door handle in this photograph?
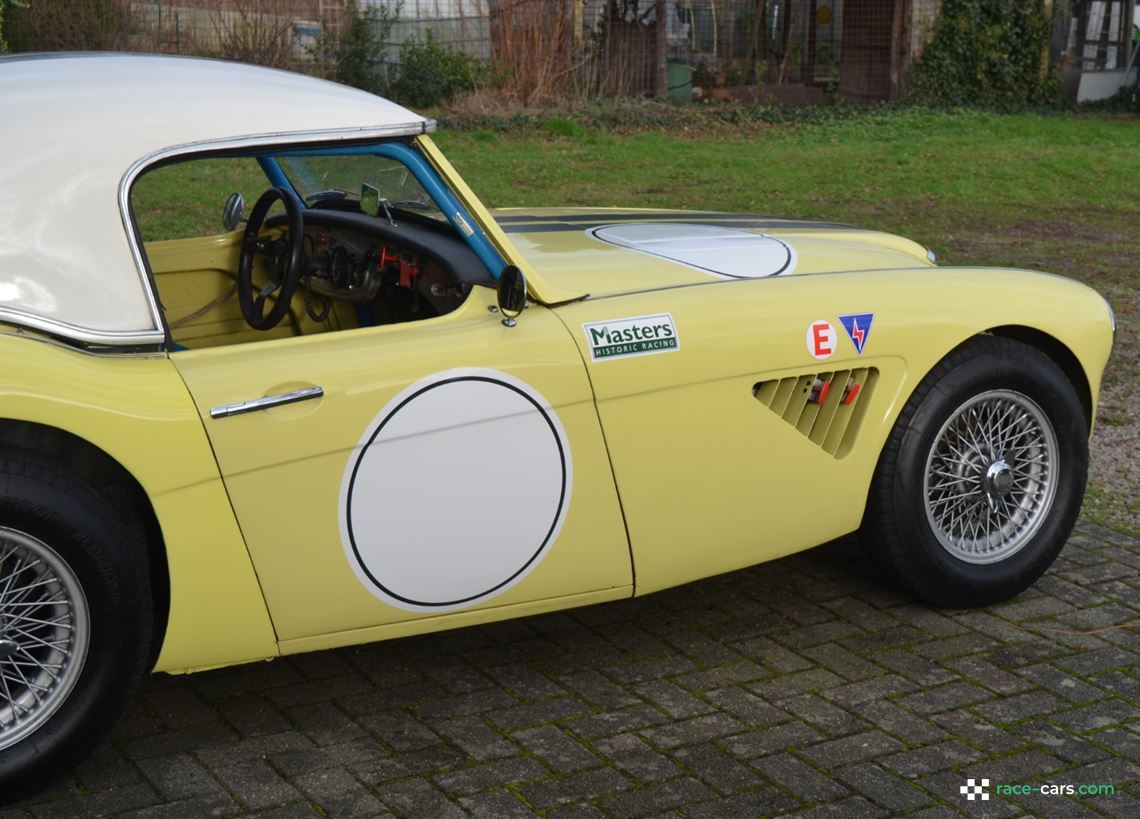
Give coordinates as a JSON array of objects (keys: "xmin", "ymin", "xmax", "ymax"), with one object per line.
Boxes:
[{"xmin": 210, "ymin": 386, "xmax": 324, "ymax": 419}]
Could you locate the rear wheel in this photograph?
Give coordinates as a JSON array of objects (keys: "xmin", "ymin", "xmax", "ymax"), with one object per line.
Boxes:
[
  {"xmin": 0, "ymin": 456, "xmax": 152, "ymax": 802},
  {"xmin": 863, "ymin": 337, "xmax": 1087, "ymax": 608}
]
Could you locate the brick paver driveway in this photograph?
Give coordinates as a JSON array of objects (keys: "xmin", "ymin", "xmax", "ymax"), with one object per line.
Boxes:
[{"xmin": 7, "ymin": 520, "xmax": 1138, "ymax": 817}]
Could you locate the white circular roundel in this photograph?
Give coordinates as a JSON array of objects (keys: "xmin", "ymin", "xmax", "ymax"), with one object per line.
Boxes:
[
  {"xmin": 339, "ymin": 369, "xmax": 571, "ymax": 612},
  {"xmin": 806, "ymin": 319, "xmax": 837, "ymax": 360}
]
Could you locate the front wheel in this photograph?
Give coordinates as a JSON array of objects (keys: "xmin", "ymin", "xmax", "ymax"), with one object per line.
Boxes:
[
  {"xmin": 0, "ymin": 457, "xmax": 152, "ymax": 802},
  {"xmin": 863, "ymin": 337, "xmax": 1088, "ymax": 608}
]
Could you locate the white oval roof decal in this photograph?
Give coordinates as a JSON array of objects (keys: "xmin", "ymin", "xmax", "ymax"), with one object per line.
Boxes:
[{"xmin": 589, "ymin": 223, "xmax": 796, "ymax": 279}]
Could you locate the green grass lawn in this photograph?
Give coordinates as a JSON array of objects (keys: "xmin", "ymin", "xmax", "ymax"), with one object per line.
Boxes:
[
  {"xmin": 436, "ymin": 109, "xmax": 1140, "ymax": 534},
  {"xmin": 438, "ymin": 109, "xmax": 1137, "ymax": 297}
]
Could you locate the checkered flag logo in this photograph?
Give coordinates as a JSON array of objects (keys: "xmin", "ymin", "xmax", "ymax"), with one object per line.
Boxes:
[{"xmin": 960, "ymin": 778, "xmax": 990, "ymax": 801}]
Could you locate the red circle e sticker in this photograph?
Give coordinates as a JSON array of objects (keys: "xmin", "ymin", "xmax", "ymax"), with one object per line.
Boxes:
[{"xmin": 806, "ymin": 320, "xmax": 837, "ymax": 360}]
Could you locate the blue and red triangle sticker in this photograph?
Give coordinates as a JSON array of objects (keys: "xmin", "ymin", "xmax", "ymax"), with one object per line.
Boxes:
[{"xmin": 838, "ymin": 313, "xmax": 874, "ymax": 354}]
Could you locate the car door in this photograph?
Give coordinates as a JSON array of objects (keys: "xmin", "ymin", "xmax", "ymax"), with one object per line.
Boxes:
[{"xmin": 172, "ymin": 286, "xmax": 631, "ymax": 651}]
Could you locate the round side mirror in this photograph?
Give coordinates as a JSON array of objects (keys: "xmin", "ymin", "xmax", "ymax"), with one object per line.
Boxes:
[
  {"xmin": 496, "ymin": 265, "xmax": 527, "ymax": 327},
  {"xmin": 222, "ymin": 192, "xmax": 245, "ymax": 232}
]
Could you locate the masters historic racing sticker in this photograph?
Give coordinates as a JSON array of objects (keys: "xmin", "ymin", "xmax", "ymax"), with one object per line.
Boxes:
[{"xmin": 582, "ymin": 313, "xmax": 680, "ymax": 361}]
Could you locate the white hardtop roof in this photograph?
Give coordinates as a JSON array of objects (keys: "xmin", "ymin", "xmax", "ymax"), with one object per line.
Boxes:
[{"xmin": 0, "ymin": 53, "xmax": 431, "ymax": 346}]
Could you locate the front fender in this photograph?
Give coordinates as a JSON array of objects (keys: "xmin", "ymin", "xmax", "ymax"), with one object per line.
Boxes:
[{"xmin": 553, "ymin": 265, "xmax": 1113, "ymax": 595}]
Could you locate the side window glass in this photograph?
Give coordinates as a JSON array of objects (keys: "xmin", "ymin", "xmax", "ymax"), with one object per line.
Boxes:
[
  {"xmin": 132, "ymin": 158, "xmax": 267, "ymax": 242},
  {"xmin": 129, "ymin": 150, "xmax": 481, "ymax": 351}
]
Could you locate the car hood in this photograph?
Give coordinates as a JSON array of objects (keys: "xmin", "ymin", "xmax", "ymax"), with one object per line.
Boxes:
[{"xmin": 492, "ymin": 208, "xmax": 935, "ymax": 299}]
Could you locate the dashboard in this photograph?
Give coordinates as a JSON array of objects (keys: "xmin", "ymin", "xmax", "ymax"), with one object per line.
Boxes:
[
  {"xmin": 267, "ymin": 208, "xmax": 494, "ymax": 325},
  {"xmin": 306, "ymin": 227, "xmax": 422, "ymax": 303}
]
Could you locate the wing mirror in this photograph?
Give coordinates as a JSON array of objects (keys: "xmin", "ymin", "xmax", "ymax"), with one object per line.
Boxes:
[
  {"xmin": 496, "ymin": 265, "xmax": 527, "ymax": 327},
  {"xmin": 222, "ymin": 192, "xmax": 245, "ymax": 232}
]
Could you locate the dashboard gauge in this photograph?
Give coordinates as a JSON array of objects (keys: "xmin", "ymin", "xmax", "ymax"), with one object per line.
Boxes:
[
  {"xmin": 331, "ymin": 246, "xmax": 351, "ymax": 289},
  {"xmin": 305, "ymin": 230, "xmax": 429, "ymax": 303},
  {"xmin": 311, "ymin": 248, "xmax": 330, "ymax": 276}
]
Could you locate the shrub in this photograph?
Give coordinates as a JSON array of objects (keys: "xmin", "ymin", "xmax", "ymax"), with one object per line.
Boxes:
[
  {"xmin": 309, "ymin": 1, "xmax": 398, "ymax": 95},
  {"xmin": 389, "ymin": 29, "xmax": 484, "ymax": 108},
  {"xmin": 487, "ymin": 0, "xmax": 581, "ymax": 104},
  {"xmin": 909, "ymin": 0, "xmax": 1060, "ymax": 106},
  {"xmin": 6, "ymin": 0, "xmax": 128, "ymax": 52},
  {"xmin": 0, "ymin": 1, "xmax": 27, "ymax": 53},
  {"xmin": 212, "ymin": 1, "xmax": 302, "ymax": 69}
]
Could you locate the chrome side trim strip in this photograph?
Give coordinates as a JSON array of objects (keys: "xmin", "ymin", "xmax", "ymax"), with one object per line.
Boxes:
[
  {"xmin": 0, "ymin": 309, "xmax": 166, "ymax": 347},
  {"xmin": 210, "ymin": 386, "xmax": 324, "ymax": 419}
]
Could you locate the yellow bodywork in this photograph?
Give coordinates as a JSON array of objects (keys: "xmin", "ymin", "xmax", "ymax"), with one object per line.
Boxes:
[
  {"xmin": 0, "ymin": 151, "xmax": 1115, "ymax": 675},
  {"xmin": 171, "ymin": 285, "xmax": 633, "ymax": 655},
  {"xmin": 550, "ymin": 268, "xmax": 1111, "ymax": 594},
  {"xmin": 490, "ymin": 205, "xmax": 937, "ymax": 298},
  {"xmin": 0, "ymin": 333, "xmax": 278, "ymax": 672}
]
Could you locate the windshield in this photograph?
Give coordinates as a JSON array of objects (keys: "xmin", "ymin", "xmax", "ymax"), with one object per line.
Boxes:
[{"xmin": 274, "ymin": 154, "xmax": 445, "ymax": 221}]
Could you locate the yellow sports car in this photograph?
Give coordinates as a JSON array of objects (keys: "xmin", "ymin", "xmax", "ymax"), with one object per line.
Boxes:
[{"xmin": 0, "ymin": 54, "xmax": 1115, "ymax": 795}]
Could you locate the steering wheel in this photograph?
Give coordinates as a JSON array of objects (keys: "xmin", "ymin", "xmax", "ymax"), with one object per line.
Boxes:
[{"xmin": 238, "ymin": 187, "xmax": 305, "ymax": 330}]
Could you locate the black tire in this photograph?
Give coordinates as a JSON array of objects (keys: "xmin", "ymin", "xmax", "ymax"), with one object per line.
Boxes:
[
  {"xmin": 0, "ymin": 456, "xmax": 152, "ymax": 803},
  {"xmin": 863, "ymin": 336, "xmax": 1087, "ymax": 608}
]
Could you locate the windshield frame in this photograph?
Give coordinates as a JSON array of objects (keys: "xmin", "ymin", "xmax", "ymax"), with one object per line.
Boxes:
[{"xmin": 257, "ymin": 141, "xmax": 505, "ymax": 278}]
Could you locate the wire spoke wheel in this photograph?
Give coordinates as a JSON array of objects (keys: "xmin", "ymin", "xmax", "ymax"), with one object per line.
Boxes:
[
  {"xmin": 924, "ymin": 389, "xmax": 1059, "ymax": 565},
  {"xmin": 864, "ymin": 337, "xmax": 1086, "ymax": 608},
  {"xmin": 0, "ymin": 526, "xmax": 90, "ymax": 751},
  {"xmin": 0, "ymin": 456, "xmax": 155, "ymax": 798}
]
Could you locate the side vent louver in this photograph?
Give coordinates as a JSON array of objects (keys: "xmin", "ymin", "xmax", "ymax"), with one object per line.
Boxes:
[{"xmin": 753, "ymin": 368, "xmax": 878, "ymax": 458}]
